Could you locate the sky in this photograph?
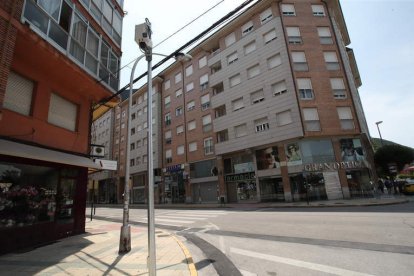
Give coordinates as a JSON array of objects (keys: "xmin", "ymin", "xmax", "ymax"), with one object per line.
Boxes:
[{"xmin": 119, "ymin": 0, "xmax": 414, "ymax": 148}]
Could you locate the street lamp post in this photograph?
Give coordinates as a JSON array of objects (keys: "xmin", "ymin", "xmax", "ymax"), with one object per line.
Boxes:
[{"xmin": 375, "ymin": 121, "xmax": 383, "ymax": 146}]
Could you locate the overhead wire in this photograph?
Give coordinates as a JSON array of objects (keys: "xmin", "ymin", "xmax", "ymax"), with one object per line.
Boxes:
[{"xmin": 94, "ymin": 0, "xmax": 260, "ymax": 109}]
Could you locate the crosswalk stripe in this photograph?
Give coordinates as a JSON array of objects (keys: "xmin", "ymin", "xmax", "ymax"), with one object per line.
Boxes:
[{"xmin": 156, "ymin": 216, "xmax": 206, "ymax": 220}]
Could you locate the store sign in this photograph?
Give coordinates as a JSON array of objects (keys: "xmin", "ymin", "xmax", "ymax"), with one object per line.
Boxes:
[
  {"xmin": 225, "ymin": 172, "xmax": 255, "ymax": 182},
  {"xmin": 166, "ymin": 164, "xmax": 182, "ymax": 172},
  {"xmin": 95, "ymin": 159, "xmax": 117, "ymax": 170},
  {"xmin": 304, "ymin": 161, "xmax": 364, "ymax": 172}
]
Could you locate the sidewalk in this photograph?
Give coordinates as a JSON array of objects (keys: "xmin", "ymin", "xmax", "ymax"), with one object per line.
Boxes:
[{"xmin": 0, "ymin": 219, "xmax": 196, "ymax": 276}]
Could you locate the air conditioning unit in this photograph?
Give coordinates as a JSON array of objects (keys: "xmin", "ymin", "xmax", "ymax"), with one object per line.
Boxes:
[{"xmin": 91, "ymin": 145, "xmax": 105, "ymax": 157}]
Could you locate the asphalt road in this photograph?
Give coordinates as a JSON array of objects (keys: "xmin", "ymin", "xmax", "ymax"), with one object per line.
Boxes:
[{"xmin": 88, "ymin": 201, "xmax": 414, "ymax": 276}]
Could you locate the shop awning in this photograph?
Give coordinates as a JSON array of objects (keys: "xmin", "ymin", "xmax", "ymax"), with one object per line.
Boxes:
[{"xmin": 0, "ymin": 138, "xmax": 102, "ymax": 170}]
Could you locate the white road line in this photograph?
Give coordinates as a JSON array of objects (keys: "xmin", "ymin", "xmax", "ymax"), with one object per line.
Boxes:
[
  {"xmin": 230, "ymin": 247, "xmax": 375, "ymax": 276},
  {"xmin": 239, "ymin": 269, "xmax": 257, "ymax": 276},
  {"xmin": 175, "ymin": 214, "xmax": 219, "ymax": 218},
  {"xmin": 156, "ymin": 215, "xmax": 207, "ymax": 220},
  {"xmin": 132, "ymin": 218, "xmax": 182, "ymax": 227},
  {"xmin": 174, "ymin": 211, "xmax": 229, "ymax": 215}
]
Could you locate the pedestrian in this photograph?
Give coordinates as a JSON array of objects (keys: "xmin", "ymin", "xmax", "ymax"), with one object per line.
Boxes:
[
  {"xmin": 384, "ymin": 178, "xmax": 392, "ymax": 194},
  {"xmin": 377, "ymin": 179, "xmax": 384, "ymax": 193}
]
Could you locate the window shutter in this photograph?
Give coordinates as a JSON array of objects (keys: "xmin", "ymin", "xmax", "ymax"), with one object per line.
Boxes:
[
  {"xmin": 303, "ymin": 108, "xmax": 319, "ymax": 120},
  {"xmin": 242, "ymin": 21, "xmax": 254, "ymax": 35},
  {"xmin": 185, "ymin": 65, "xmax": 193, "ymax": 76},
  {"xmin": 188, "ymin": 120, "xmax": 196, "ymax": 130},
  {"xmin": 292, "ymin": 52, "xmax": 306, "ymax": 62},
  {"xmin": 230, "ymin": 74, "xmax": 241, "ymax": 87},
  {"xmin": 286, "ymin": 27, "xmax": 300, "ymax": 36},
  {"xmin": 235, "ymin": 124, "xmax": 247, "ymax": 137},
  {"xmin": 337, "ymin": 107, "xmax": 353, "ymax": 119},
  {"xmin": 48, "ymin": 93, "xmax": 77, "ymax": 131},
  {"xmin": 244, "ymin": 41, "xmax": 256, "ymax": 55},
  {"xmin": 227, "ymin": 52, "xmax": 238, "ymax": 64},
  {"xmin": 317, "ymin": 27, "xmax": 331, "ymax": 37},
  {"xmin": 202, "ymin": 114, "xmax": 211, "ymax": 125},
  {"xmin": 297, "ymin": 78, "xmax": 312, "ymax": 89},
  {"xmin": 176, "ymin": 88, "xmax": 183, "ymax": 97},
  {"xmin": 247, "ymin": 64, "xmax": 260, "ymax": 78},
  {"xmin": 267, "ymin": 54, "xmax": 282, "ymax": 69},
  {"xmin": 189, "ymin": 142, "xmax": 197, "ymax": 151},
  {"xmin": 198, "ymin": 56, "xmax": 207, "ymax": 68},
  {"xmin": 186, "ymin": 82, "xmax": 194, "ymax": 92},
  {"xmin": 164, "ymin": 95, "xmax": 171, "ymax": 105},
  {"xmin": 330, "ymin": 78, "xmax": 345, "ymax": 90},
  {"xmin": 165, "ymin": 149, "xmax": 172, "ymax": 158},
  {"xmin": 277, "ymin": 110, "xmax": 292, "ymax": 126},
  {"xmin": 165, "ymin": 130, "xmax": 171, "ymax": 139},
  {"xmin": 282, "ymin": 4, "xmax": 295, "ymax": 14},
  {"xmin": 232, "ymin": 98, "xmax": 244, "ymax": 111},
  {"xmin": 201, "ymin": 94, "xmax": 210, "ymax": 104},
  {"xmin": 4, "ymin": 72, "xmax": 33, "ymax": 116},
  {"xmin": 260, "ymin": 8, "xmax": 273, "ymax": 24},
  {"xmin": 251, "ymin": 89, "xmax": 265, "ymax": 103},
  {"xmin": 312, "ymin": 5, "xmax": 325, "ymax": 15},
  {"xmin": 324, "ymin": 52, "xmax": 338, "ymax": 62},
  {"xmin": 200, "ymin": 74, "xmax": 209, "ymax": 85},
  {"xmin": 272, "ymin": 80, "xmax": 287, "ymax": 95},
  {"xmin": 264, "ymin": 29, "xmax": 277, "ymax": 44}
]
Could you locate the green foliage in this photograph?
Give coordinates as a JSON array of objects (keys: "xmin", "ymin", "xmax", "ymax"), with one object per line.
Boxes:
[{"xmin": 374, "ymin": 144, "xmax": 414, "ymax": 176}]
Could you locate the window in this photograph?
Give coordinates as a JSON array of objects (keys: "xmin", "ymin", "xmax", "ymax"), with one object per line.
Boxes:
[
  {"xmin": 330, "ymin": 78, "xmax": 347, "ymax": 99},
  {"xmin": 272, "ymin": 80, "xmax": 287, "ymax": 96},
  {"xmin": 244, "ymin": 41, "xmax": 256, "ymax": 55},
  {"xmin": 225, "ymin": 32, "xmax": 236, "ymax": 47},
  {"xmin": 317, "ymin": 27, "xmax": 333, "ymax": 44},
  {"xmin": 4, "ymin": 71, "xmax": 34, "ymax": 116},
  {"xmin": 202, "ymin": 114, "xmax": 212, "ymax": 132},
  {"xmin": 324, "ymin": 52, "xmax": 340, "ymax": 70},
  {"xmin": 312, "ymin": 4, "xmax": 325, "ymax": 16},
  {"xmin": 337, "ymin": 107, "xmax": 355, "ymax": 130},
  {"xmin": 143, "ymin": 154, "xmax": 148, "ymax": 163},
  {"xmin": 247, "ymin": 64, "xmax": 260, "ymax": 79},
  {"xmin": 185, "ymin": 64, "xmax": 193, "ymax": 76},
  {"xmin": 176, "ymin": 125, "xmax": 184, "ymax": 134},
  {"xmin": 198, "ymin": 56, "xmax": 207, "ymax": 68},
  {"xmin": 164, "ymin": 95, "xmax": 171, "ymax": 108},
  {"xmin": 215, "ymin": 105, "xmax": 226, "ymax": 118},
  {"xmin": 213, "ymin": 82, "xmax": 224, "ymax": 95},
  {"xmin": 187, "ymin": 100, "xmax": 195, "ymax": 111},
  {"xmin": 131, "ymin": 113, "xmax": 136, "ymax": 120},
  {"xmin": 277, "ymin": 110, "xmax": 292, "ymax": 126},
  {"xmin": 232, "ymin": 97, "xmax": 244, "ymax": 111},
  {"xmin": 255, "ymin": 117, "xmax": 270, "ymax": 133},
  {"xmin": 188, "ymin": 120, "xmax": 196, "ymax": 130},
  {"xmin": 263, "ymin": 29, "xmax": 277, "ymax": 44},
  {"xmin": 281, "ymin": 4, "xmax": 295, "ymax": 16},
  {"xmin": 235, "ymin": 124, "xmax": 247, "ymax": 138},
  {"xmin": 175, "ymin": 72, "xmax": 182, "ymax": 84},
  {"xmin": 201, "ymin": 94, "xmax": 210, "ymax": 110},
  {"xmin": 48, "ymin": 93, "xmax": 77, "ymax": 131},
  {"xmin": 122, "ymin": 111, "xmax": 126, "ymax": 117},
  {"xmin": 204, "ymin": 137, "xmax": 214, "ymax": 155},
  {"xmin": 251, "ymin": 89, "xmax": 265, "ymax": 104},
  {"xmin": 200, "ymin": 74, "xmax": 209, "ymax": 90},
  {"xmin": 177, "ymin": 145, "xmax": 185, "ymax": 155},
  {"xmin": 303, "ymin": 108, "xmax": 321, "ymax": 131},
  {"xmin": 176, "ymin": 88, "xmax": 183, "ymax": 97},
  {"xmin": 267, "ymin": 54, "xmax": 282, "ymax": 69},
  {"xmin": 189, "ymin": 142, "xmax": 197, "ymax": 152},
  {"xmin": 164, "ymin": 79, "xmax": 171, "ymax": 90},
  {"xmin": 260, "ymin": 8, "xmax": 273, "ymax": 24},
  {"xmin": 186, "ymin": 82, "xmax": 194, "ymax": 93},
  {"xmin": 165, "ymin": 130, "xmax": 172, "ymax": 144},
  {"xmin": 241, "ymin": 20, "xmax": 254, "ymax": 36},
  {"xmin": 176, "ymin": 106, "xmax": 183, "ymax": 116},
  {"xmin": 297, "ymin": 78, "xmax": 314, "ymax": 100},
  {"xmin": 227, "ymin": 52, "xmax": 238, "ymax": 65},
  {"xmin": 286, "ymin": 27, "xmax": 302, "ymax": 44},
  {"xmin": 292, "ymin": 52, "xmax": 308, "ymax": 71},
  {"xmin": 217, "ymin": 129, "xmax": 228, "ymax": 143},
  {"xmin": 165, "ymin": 113, "xmax": 171, "ymax": 125},
  {"xmin": 136, "ymin": 157, "xmax": 141, "ymax": 165},
  {"xmin": 211, "ymin": 61, "xmax": 222, "ymax": 74},
  {"xmin": 130, "ymin": 142, "xmax": 135, "ymax": 151},
  {"xmin": 229, "ymin": 74, "xmax": 241, "ymax": 87},
  {"xmin": 165, "ymin": 149, "xmax": 172, "ymax": 163}
]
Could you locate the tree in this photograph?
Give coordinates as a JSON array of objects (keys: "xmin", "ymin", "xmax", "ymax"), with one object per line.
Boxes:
[{"xmin": 374, "ymin": 144, "xmax": 414, "ymax": 176}]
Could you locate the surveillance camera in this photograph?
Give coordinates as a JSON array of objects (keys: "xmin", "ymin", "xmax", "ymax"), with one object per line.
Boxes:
[{"xmin": 135, "ymin": 23, "xmax": 152, "ymax": 51}]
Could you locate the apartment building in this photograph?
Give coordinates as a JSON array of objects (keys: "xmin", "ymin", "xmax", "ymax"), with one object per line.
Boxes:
[
  {"xmin": 0, "ymin": 0, "xmax": 123, "ymax": 254},
  {"xmin": 89, "ymin": 108, "xmax": 116, "ymax": 203},
  {"xmin": 158, "ymin": 0, "xmax": 374, "ymax": 204}
]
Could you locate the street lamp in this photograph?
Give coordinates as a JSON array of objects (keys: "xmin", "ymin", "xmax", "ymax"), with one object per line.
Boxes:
[
  {"xmin": 375, "ymin": 121, "xmax": 383, "ymax": 146},
  {"xmin": 119, "ymin": 18, "xmax": 191, "ymax": 276}
]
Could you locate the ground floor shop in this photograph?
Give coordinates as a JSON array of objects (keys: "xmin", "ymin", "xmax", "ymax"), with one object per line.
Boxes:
[
  {"xmin": 0, "ymin": 140, "xmax": 100, "ymax": 254},
  {"xmin": 218, "ymin": 136, "xmax": 376, "ymax": 203}
]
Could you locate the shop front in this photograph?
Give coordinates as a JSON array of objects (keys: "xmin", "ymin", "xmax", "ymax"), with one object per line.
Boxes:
[
  {"xmin": 190, "ymin": 159, "xmax": 219, "ymax": 203},
  {"xmin": 163, "ymin": 164, "xmax": 186, "ymax": 203}
]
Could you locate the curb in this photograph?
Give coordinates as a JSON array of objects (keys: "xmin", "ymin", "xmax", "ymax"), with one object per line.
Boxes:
[{"xmin": 171, "ymin": 233, "xmax": 198, "ymax": 276}]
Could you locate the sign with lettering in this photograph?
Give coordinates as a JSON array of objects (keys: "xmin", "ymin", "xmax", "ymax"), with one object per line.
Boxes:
[
  {"xmin": 225, "ymin": 172, "xmax": 255, "ymax": 182},
  {"xmin": 303, "ymin": 161, "xmax": 364, "ymax": 172},
  {"xmin": 166, "ymin": 164, "xmax": 182, "ymax": 172}
]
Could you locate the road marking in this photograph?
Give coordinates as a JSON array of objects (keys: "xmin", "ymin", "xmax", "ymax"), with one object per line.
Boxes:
[
  {"xmin": 239, "ymin": 269, "xmax": 257, "ymax": 276},
  {"xmin": 140, "ymin": 217, "xmax": 193, "ymax": 224},
  {"xmin": 230, "ymin": 247, "xmax": 375, "ymax": 276},
  {"xmin": 156, "ymin": 215, "xmax": 207, "ymax": 220}
]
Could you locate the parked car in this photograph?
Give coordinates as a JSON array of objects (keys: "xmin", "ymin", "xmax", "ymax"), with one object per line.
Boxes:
[{"xmin": 403, "ymin": 178, "xmax": 414, "ymax": 194}]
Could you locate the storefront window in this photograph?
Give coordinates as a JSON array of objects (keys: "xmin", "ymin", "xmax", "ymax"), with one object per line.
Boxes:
[
  {"xmin": 256, "ymin": 147, "xmax": 280, "ymax": 170},
  {"xmin": 259, "ymin": 177, "xmax": 284, "ymax": 201},
  {"xmin": 300, "ymin": 140, "xmax": 335, "ymax": 164},
  {"xmin": 290, "ymin": 173, "xmax": 327, "ymax": 202},
  {"xmin": 340, "ymin": 139, "xmax": 365, "ymax": 161},
  {"xmin": 285, "ymin": 143, "xmax": 302, "ymax": 166},
  {"xmin": 0, "ymin": 162, "xmax": 58, "ymax": 228},
  {"xmin": 347, "ymin": 169, "xmax": 373, "ymax": 198},
  {"xmin": 190, "ymin": 159, "xmax": 217, "ymax": 178},
  {"xmin": 57, "ymin": 178, "xmax": 75, "ymax": 221}
]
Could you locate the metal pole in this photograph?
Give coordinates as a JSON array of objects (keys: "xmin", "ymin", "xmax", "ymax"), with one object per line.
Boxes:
[
  {"xmin": 376, "ymin": 122, "xmax": 383, "ymax": 146},
  {"xmin": 119, "ymin": 54, "xmax": 146, "ymax": 254},
  {"xmin": 146, "ymin": 47, "xmax": 157, "ymax": 276}
]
